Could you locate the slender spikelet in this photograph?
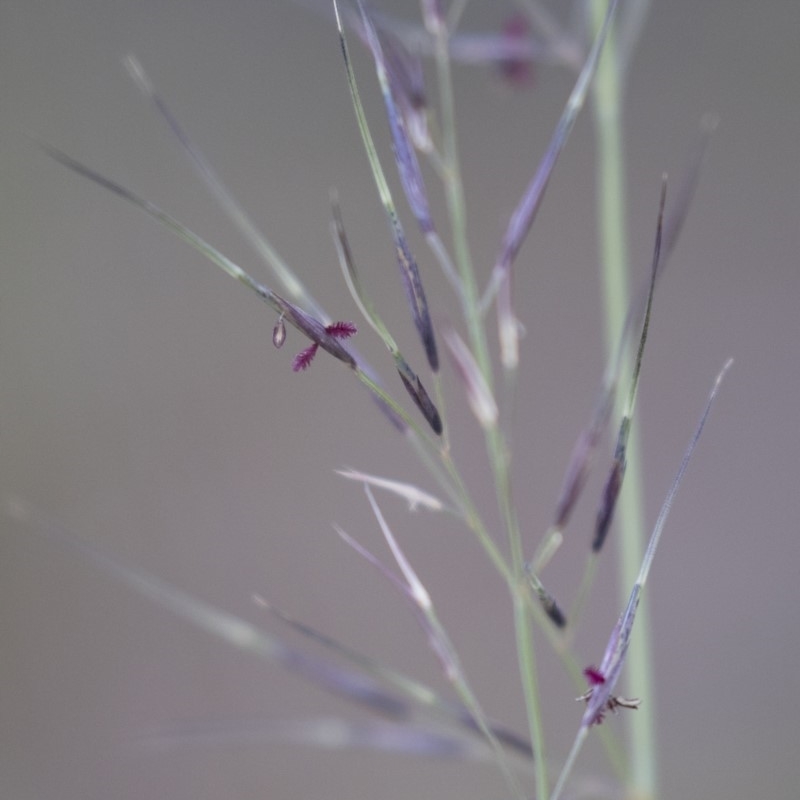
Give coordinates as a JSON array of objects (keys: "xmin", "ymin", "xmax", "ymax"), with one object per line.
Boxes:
[
  {"xmin": 291, "ymin": 319, "xmax": 356, "ymax": 373},
  {"xmin": 442, "ymin": 327, "xmax": 498, "ymax": 430},
  {"xmin": 483, "ymin": 0, "xmax": 621, "ymax": 307},
  {"xmin": 333, "ymin": 0, "xmax": 439, "ymax": 372},
  {"xmin": 331, "ymin": 193, "xmax": 401, "ymax": 348},
  {"xmin": 269, "ymin": 297, "xmax": 357, "ymax": 370},
  {"xmin": 524, "ymin": 562, "xmax": 567, "ymax": 629},
  {"xmin": 395, "ymin": 212, "xmax": 439, "ymax": 372},
  {"xmin": 375, "ymin": 24, "xmax": 430, "ymax": 152},
  {"xmin": 330, "ymin": 197, "xmax": 440, "ymax": 433},
  {"xmin": 592, "ymin": 177, "xmax": 666, "ymax": 552},
  {"xmin": 395, "ymin": 355, "xmax": 443, "ymax": 436},
  {"xmin": 553, "ymin": 424, "xmax": 605, "ymax": 531},
  {"xmin": 357, "ymin": 2, "xmax": 434, "ymax": 233}
]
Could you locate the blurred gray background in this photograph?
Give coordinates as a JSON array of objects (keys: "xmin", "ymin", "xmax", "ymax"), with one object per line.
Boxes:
[{"xmin": 2, "ymin": 2, "xmax": 798, "ymax": 798}]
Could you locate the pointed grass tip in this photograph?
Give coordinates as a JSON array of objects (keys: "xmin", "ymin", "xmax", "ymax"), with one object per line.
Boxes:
[
  {"xmin": 335, "ymin": 469, "xmax": 444, "ymax": 513},
  {"xmin": 272, "ymin": 314, "xmax": 287, "ymax": 348},
  {"xmin": 541, "ymin": 594, "xmax": 567, "ymax": 629},
  {"xmin": 525, "ymin": 560, "xmax": 567, "ymax": 628},
  {"xmin": 443, "ymin": 328, "xmax": 498, "ymax": 430}
]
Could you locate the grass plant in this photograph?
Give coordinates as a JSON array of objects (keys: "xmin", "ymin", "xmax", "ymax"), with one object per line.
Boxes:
[{"xmin": 14, "ymin": 2, "xmax": 732, "ymax": 798}]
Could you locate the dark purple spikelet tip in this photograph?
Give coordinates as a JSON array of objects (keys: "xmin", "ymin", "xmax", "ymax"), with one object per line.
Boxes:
[
  {"xmin": 554, "ymin": 427, "xmax": 597, "ymax": 529},
  {"xmin": 291, "ymin": 321, "xmax": 356, "ymax": 373},
  {"xmin": 542, "ymin": 596, "xmax": 567, "ymax": 629},
  {"xmin": 584, "ymin": 666, "xmax": 606, "ymax": 686},
  {"xmin": 592, "ymin": 458, "xmax": 625, "ymax": 552}
]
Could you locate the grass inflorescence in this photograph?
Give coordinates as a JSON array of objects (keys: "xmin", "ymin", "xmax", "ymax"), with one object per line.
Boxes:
[{"xmin": 21, "ymin": 2, "xmax": 732, "ymax": 798}]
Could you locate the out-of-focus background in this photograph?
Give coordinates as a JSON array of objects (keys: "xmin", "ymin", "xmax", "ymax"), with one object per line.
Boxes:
[{"xmin": 2, "ymin": 2, "xmax": 798, "ymax": 798}]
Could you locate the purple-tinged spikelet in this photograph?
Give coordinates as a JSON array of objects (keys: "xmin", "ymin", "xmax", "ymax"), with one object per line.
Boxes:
[
  {"xmin": 374, "ymin": 25, "xmax": 430, "ymax": 152},
  {"xmin": 540, "ymin": 593, "xmax": 567, "ymax": 629},
  {"xmin": 592, "ymin": 178, "xmax": 666, "ymax": 550},
  {"xmin": 524, "ymin": 560, "xmax": 567, "ymax": 629},
  {"xmin": 442, "ymin": 328, "xmax": 498, "ymax": 430},
  {"xmin": 554, "ymin": 423, "xmax": 604, "ymax": 531},
  {"xmin": 487, "ymin": 0, "xmax": 621, "ymax": 302},
  {"xmin": 395, "ymin": 355, "xmax": 442, "ymax": 436},
  {"xmin": 289, "ymin": 318, "xmax": 357, "ymax": 373},
  {"xmin": 334, "ymin": 0, "xmax": 438, "ymax": 374},
  {"xmin": 395, "ymin": 234, "xmax": 438, "ymax": 373}
]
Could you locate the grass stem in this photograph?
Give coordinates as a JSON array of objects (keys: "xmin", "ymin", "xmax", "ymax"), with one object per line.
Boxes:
[{"xmin": 587, "ymin": 0, "xmax": 658, "ymax": 794}]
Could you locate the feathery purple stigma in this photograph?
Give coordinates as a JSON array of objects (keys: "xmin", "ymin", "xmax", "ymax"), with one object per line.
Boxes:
[
  {"xmin": 584, "ymin": 666, "xmax": 606, "ymax": 686},
  {"xmin": 326, "ymin": 320, "xmax": 358, "ymax": 339},
  {"xmin": 292, "ymin": 321, "xmax": 357, "ymax": 372},
  {"xmin": 292, "ymin": 344, "xmax": 319, "ymax": 372}
]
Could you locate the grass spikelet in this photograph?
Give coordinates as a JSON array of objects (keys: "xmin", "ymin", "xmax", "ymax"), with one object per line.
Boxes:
[
  {"xmin": 592, "ymin": 177, "xmax": 667, "ymax": 552},
  {"xmin": 442, "ymin": 327, "xmax": 498, "ymax": 430},
  {"xmin": 357, "ymin": 1, "xmax": 434, "ymax": 235},
  {"xmin": 483, "ymin": 0, "xmax": 621, "ymax": 308},
  {"xmin": 333, "ymin": 0, "xmax": 439, "ymax": 372}
]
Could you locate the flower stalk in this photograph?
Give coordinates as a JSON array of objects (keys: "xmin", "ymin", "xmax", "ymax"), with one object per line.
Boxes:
[{"xmin": 34, "ymin": 5, "xmax": 730, "ymax": 799}]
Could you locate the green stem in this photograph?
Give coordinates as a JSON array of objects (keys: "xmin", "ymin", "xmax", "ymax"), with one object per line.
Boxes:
[
  {"xmin": 587, "ymin": 2, "xmax": 657, "ymax": 797},
  {"xmin": 432, "ymin": 26, "xmax": 492, "ymax": 385},
  {"xmin": 431, "ymin": 22, "xmax": 546, "ymax": 797},
  {"xmin": 488, "ymin": 426, "xmax": 549, "ymax": 800}
]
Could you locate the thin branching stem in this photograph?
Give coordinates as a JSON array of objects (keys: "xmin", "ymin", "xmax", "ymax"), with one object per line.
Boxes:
[
  {"xmin": 429, "ymin": 14, "xmax": 550, "ymax": 797},
  {"xmin": 430, "ymin": 15, "xmax": 492, "ymax": 385}
]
